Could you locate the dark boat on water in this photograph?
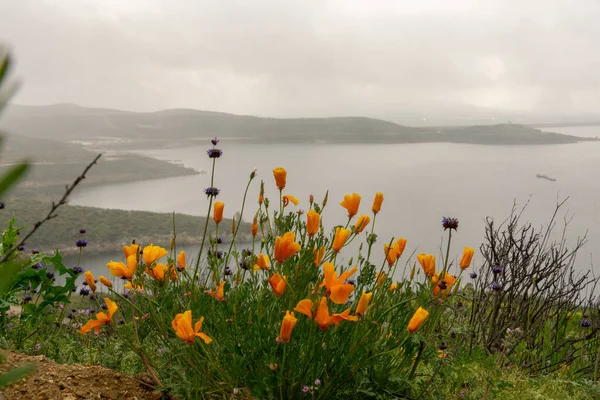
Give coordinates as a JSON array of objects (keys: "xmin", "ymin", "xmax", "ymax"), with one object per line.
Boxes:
[{"xmin": 536, "ymin": 174, "xmax": 556, "ymax": 182}]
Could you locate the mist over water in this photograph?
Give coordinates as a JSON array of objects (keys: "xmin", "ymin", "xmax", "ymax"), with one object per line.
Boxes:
[{"xmin": 70, "ymin": 126, "xmax": 600, "ymax": 278}]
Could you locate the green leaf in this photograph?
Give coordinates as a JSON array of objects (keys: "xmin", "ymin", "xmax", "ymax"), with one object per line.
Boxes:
[
  {"xmin": 0, "ymin": 162, "xmax": 29, "ymax": 200},
  {"xmin": 0, "ymin": 52, "xmax": 10, "ymax": 84},
  {"xmin": 0, "ymin": 364, "xmax": 35, "ymax": 389},
  {"xmin": 0, "ymin": 257, "xmax": 28, "ymax": 294}
]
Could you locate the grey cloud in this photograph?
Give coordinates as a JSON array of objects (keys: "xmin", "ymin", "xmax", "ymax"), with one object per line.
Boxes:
[{"xmin": 0, "ymin": 0, "xmax": 599, "ymax": 121}]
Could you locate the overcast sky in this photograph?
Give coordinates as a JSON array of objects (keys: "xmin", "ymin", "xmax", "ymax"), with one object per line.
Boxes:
[{"xmin": 0, "ymin": 0, "xmax": 599, "ymax": 120}]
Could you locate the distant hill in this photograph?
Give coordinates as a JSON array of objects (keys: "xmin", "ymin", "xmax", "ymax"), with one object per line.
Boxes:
[{"xmin": 0, "ymin": 103, "xmax": 595, "ymax": 147}]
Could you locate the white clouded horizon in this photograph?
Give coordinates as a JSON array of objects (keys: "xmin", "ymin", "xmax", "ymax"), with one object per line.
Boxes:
[{"xmin": 1, "ymin": 0, "xmax": 599, "ymax": 122}]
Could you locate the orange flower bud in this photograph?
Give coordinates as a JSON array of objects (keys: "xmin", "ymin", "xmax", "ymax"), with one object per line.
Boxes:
[
  {"xmin": 322, "ymin": 190, "xmax": 329, "ymax": 206},
  {"xmin": 85, "ymin": 270, "xmax": 97, "ymax": 292},
  {"xmin": 332, "ymin": 227, "xmax": 351, "ymax": 253},
  {"xmin": 252, "ymin": 215, "xmax": 258, "ymax": 237},
  {"xmin": 460, "ymin": 247, "xmax": 475, "ymax": 270},
  {"xmin": 213, "ymin": 202, "xmax": 224, "ymax": 224},
  {"xmin": 306, "ymin": 210, "xmax": 320, "ymax": 237},
  {"xmin": 278, "ymin": 311, "xmax": 297, "ymax": 342},
  {"xmin": 356, "ymin": 292, "xmax": 373, "ymax": 317},
  {"xmin": 273, "ymin": 167, "xmax": 287, "ymax": 190},
  {"xmin": 371, "ymin": 192, "xmax": 384, "ymax": 214},
  {"xmin": 314, "ymin": 246, "xmax": 326, "ymax": 266},
  {"xmin": 339, "ymin": 193, "xmax": 361, "ymax": 218},
  {"xmin": 407, "ymin": 307, "xmax": 429, "ymax": 333},
  {"xmin": 354, "ymin": 215, "xmax": 371, "ymax": 233},
  {"xmin": 98, "ymin": 276, "xmax": 112, "ymax": 288}
]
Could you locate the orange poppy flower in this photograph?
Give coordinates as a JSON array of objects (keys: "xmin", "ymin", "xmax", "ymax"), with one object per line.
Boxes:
[
  {"xmin": 416, "ymin": 254, "xmax": 436, "ymax": 277},
  {"xmin": 339, "ymin": 193, "xmax": 361, "ymax": 218},
  {"xmin": 79, "ymin": 298, "xmax": 118, "ymax": 335},
  {"xmin": 332, "ymin": 227, "xmax": 351, "ymax": 253},
  {"xmin": 85, "ymin": 270, "xmax": 97, "ymax": 292},
  {"xmin": 146, "ymin": 263, "xmax": 169, "ymax": 282},
  {"xmin": 371, "ymin": 192, "xmax": 384, "ymax": 214},
  {"xmin": 254, "ymin": 254, "xmax": 270, "ymax": 271},
  {"xmin": 356, "ymin": 292, "xmax": 373, "ymax": 317},
  {"xmin": 172, "ymin": 310, "xmax": 212, "ymax": 344},
  {"xmin": 354, "ymin": 215, "xmax": 371, "ymax": 233},
  {"xmin": 143, "ymin": 244, "xmax": 168, "ymax": 267},
  {"xmin": 395, "ymin": 238, "xmax": 407, "ymax": 258},
  {"xmin": 124, "ymin": 282, "xmax": 143, "ymax": 291},
  {"xmin": 294, "ymin": 299, "xmax": 315, "ymax": 318},
  {"xmin": 213, "ymin": 201, "xmax": 224, "ymax": 224},
  {"xmin": 206, "ymin": 282, "xmax": 225, "ymax": 301},
  {"xmin": 306, "ymin": 210, "xmax": 320, "ymax": 237},
  {"xmin": 269, "ymin": 274, "xmax": 287, "ymax": 297},
  {"xmin": 407, "ymin": 306, "xmax": 429, "ymax": 333},
  {"xmin": 106, "ymin": 254, "xmax": 138, "ymax": 280},
  {"xmin": 321, "ymin": 262, "xmax": 357, "ymax": 304},
  {"xmin": 432, "ymin": 273, "xmax": 457, "ymax": 297},
  {"xmin": 274, "ymin": 232, "xmax": 301, "ymax": 264},
  {"xmin": 314, "ymin": 297, "xmax": 357, "ymax": 330},
  {"xmin": 273, "ymin": 167, "xmax": 287, "ymax": 190},
  {"xmin": 282, "ymin": 195, "xmax": 299, "ymax": 207},
  {"xmin": 278, "ymin": 311, "xmax": 297, "ymax": 342},
  {"xmin": 123, "ymin": 243, "xmax": 140, "ymax": 259},
  {"xmin": 177, "ymin": 250, "xmax": 186, "ymax": 270},
  {"xmin": 460, "ymin": 247, "xmax": 475, "ymax": 270},
  {"xmin": 314, "ymin": 246, "xmax": 326, "ymax": 266},
  {"xmin": 384, "ymin": 243, "xmax": 399, "ymax": 266}
]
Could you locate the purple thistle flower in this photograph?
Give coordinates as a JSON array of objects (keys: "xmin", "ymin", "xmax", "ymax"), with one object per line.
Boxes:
[
  {"xmin": 580, "ymin": 319, "xmax": 592, "ymax": 328},
  {"xmin": 204, "ymin": 187, "xmax": 220, "ymax": 198},
  {"xmin": 442, "ymin": 217, "xmax": 459, "ymax": 231},
  {"xmin": 211, "ymin": 137, "xmax": 219, "ymax": 146},
  {"xmin": 31, "ymin": 249, "xmax": 40, "ymax": 254},
  {"xmin": 469, "ymin": 271, "xmax": 478, "ymax": 279},
  {"xmin": 32, "ymin": 262, "xmax": 43, "ymax": 270},
  {"xmin": 71, "ymin": 265, "xmax": 84, "ymax": 275},
  {"xmin": 217, "ymin": 236, "xmax": 223, "ymax": 244},
  {"xmin": 347, "ymin": 279, "xmax": 355, "ymax": 286},
  {"xmin": 79, "ymin": 287, "xmax": 90, "ymax": 296},
  {"xmin": 76, "ymin": 239, "xmax": 88, "ymax": 248},
  {"xmin": 18, "ymin": 245, "xmax": 26, "ymax": 252},
  {"xmin": 46, "ymin": 271, "xmax": 55, "ymax": 281},
  {"xmin": 492, "ymin": 263, "xmax": 503, "ymax": 274},
  {"xmin": 22, "ymin": 294, "xmax": 33, "ymax": 303},
  {"xmin": 491, "ymin": 282, "xmax": 502, "ymax": 291},
  {"xmin": 207, "ymin": 148, "xmax": 223, "ymax": 158},
  {"xmin": 0, "ymin": 202, "xmax": 5, "ymax": 209},
  {"xmin": 239, "ymin": 260, "xmax": 250, "ymax": 270},
  {"xmin": 224, "ymin": 266, "xmax": 232, "ymax": 276},
  {"xmin": 80, "ymin": 228, "xmax": 87, "ymax": 234}
]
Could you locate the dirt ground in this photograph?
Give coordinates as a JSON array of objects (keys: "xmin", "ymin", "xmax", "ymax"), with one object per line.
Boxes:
[{"xmin": 0, "ymin": 351, "xmax": 160, "ymax": 400}]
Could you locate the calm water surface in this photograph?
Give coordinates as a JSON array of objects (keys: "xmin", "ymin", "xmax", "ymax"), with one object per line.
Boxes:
[{"xmin": 70, "ymin": 126, "xmax": 600, "ymax": 278}]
